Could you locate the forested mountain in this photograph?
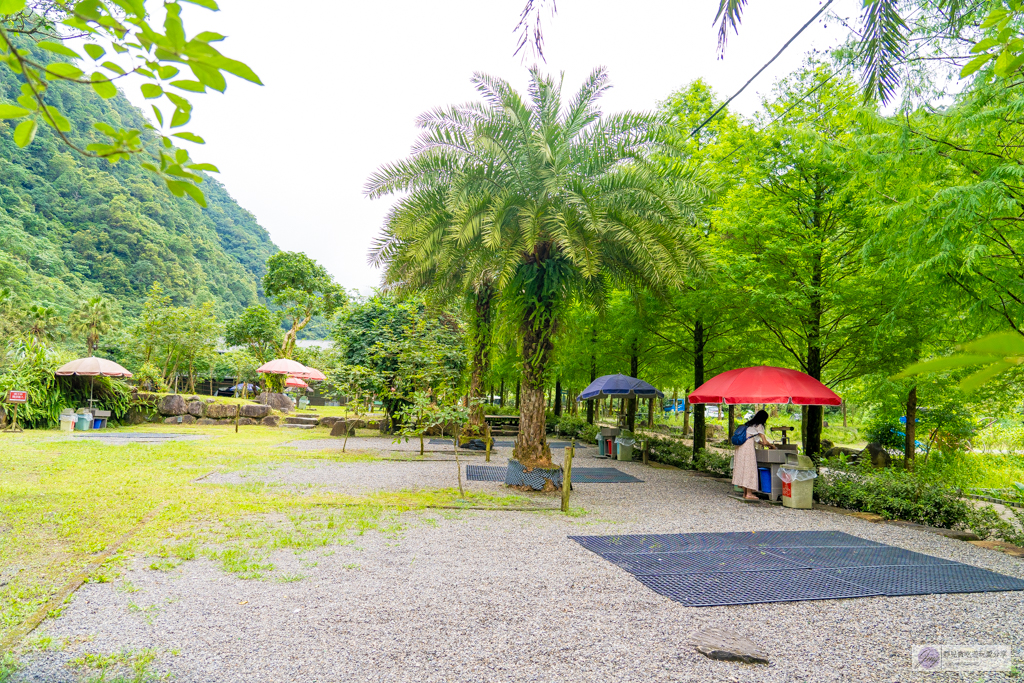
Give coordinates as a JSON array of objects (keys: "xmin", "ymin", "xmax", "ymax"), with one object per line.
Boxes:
[{"xmin": 0, "ymin": 55, "xmax": 277, "ymax": 319}]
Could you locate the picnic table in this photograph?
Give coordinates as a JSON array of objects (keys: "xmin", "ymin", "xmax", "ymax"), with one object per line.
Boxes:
[{"xmin": 484, "ymin": 414, "xmax": 519, "ymax": 435}]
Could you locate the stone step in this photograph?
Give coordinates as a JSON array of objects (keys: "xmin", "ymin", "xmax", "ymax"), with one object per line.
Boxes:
[
  {"xmin": 282, "ymin": 423, "xmax": 316, "ymax": 430},
  {"xmin": 284, "ymin": 417, "xmax": 320, "ymax": 426}
]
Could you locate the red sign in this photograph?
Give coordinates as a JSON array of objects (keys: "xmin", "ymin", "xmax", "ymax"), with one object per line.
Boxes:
[
  {"xmin": 7, "ymin": 391, "xmax": 28, "ymax": 403},
  {"xmin": 782, "ymin": 481, "xmax": 792, "ymax": 498}
]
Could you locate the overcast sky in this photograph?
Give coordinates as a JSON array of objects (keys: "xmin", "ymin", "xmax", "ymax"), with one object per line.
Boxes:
[{"xmin": 129, "ymin": 0, "xmax": 862, "ymax": 294}]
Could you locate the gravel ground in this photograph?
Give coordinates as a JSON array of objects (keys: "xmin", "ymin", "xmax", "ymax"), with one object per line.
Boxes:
[{"xmin": 12, "ymin": 442, "xmax": 1024, "ymax": 683}]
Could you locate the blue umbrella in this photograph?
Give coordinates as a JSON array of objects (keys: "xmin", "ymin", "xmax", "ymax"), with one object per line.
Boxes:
[{"xmin": 576, "ymin": 374, "xmax": 664, "ymax": 401}]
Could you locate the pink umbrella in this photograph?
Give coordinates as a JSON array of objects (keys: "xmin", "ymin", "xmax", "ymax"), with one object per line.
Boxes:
[
  {"xmin": 55, "ymin": 356, "xmax": 133, "ymax": 406},
  {"xmin": 256, "ymin": 358, "xmax": 310, "ymax": 375},
  {"xmin": 293, "ymin": 367, "xmax": 326, "ymax": 381},
  {"xmin": 285, "ymin": 376, "xmax": 309, "ymax": 388}
]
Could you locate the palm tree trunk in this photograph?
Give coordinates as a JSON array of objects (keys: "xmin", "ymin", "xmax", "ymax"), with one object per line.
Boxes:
[
  {"xmin": 514, "ymin": 315, "xmax": 554, "ymax": 469},
  {"xmin": 468, "ymin": 285, "xmax": 495, "ymax": 428}
]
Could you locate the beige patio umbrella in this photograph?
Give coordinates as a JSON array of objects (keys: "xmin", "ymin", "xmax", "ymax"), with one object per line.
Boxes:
[{"xmin": 55, "ymin": 357, "xmax": 133, "ymax": 406}]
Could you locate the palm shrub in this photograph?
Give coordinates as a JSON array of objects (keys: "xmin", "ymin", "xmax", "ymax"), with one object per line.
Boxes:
[{"xmin": 368, "ymin": 68, "xmax": 706, "ymax": 468}]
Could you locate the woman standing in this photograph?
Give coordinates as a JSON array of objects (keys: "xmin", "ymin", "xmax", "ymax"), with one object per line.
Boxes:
[{"xmin": 733, "ymin": 409, "xmax": 771, "ymax": 500}]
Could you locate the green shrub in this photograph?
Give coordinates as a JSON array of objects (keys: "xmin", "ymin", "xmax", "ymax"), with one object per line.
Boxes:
[
  {"xmin": 132, "ymin": 362, "xmax": 167, "ymax": 392},
  {"xmin": 578, "ymin": 422, "xmax": 599, "ymax": 444},
  {"xmin": 646, "ymin": 435, "xmax": 694, "ymax": 468},
  {"xmin": 557, "ymin": 414, "xmax": 589, "ymax": 439},
  {"xmin": 964, "ymin": 505, "xmax": 1024, "ymax": 546},
  {"xmin": 815, "ymin": 460, "xmax": 971, "ymax": 529},
  {"xmin": 694, "ymin": 448, "xmax": 732, "ymax": 477}
]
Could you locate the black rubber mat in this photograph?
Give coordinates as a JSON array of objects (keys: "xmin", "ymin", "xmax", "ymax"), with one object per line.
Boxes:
[
  {"xmin": 637, "ymin": 570, "xmax": 881, "ymax": 606},
  {"xmin": 466, "ymin": 465, "xmax": 642, "ymax": 483},
  {"xmin": 766, "ymin": 546, "xmax": 959, "ymax": 569},
  {"xmin": 737, "ymin": 530, "xmax": 884, "ymax": 548},
  {"xmin": 824, "ymin": 564, "xmax": 1024, "ymax": 596},
  {"xmin": 602, "ymin": 549, "xmax": 810, "ymax": 575},
  {"xmin": 569, "ymin": 533, "xmax": 750, "ymax": 554}
]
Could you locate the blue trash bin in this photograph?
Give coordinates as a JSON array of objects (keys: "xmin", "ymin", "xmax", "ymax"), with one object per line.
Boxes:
[{"xmin": 758, "ymin": 467, "xmax": 772, "ymax": 494}]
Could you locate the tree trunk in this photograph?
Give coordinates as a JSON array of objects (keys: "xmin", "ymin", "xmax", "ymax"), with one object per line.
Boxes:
[
  {"xmin": 804, "ymin": 208, "xmax": 826, "ymax": 458},
  {"xmin": 514, "ymin": 310, "xmax": 555, "ymax": 469},
  {"xmin": 728, "ymin": 404, "xmax": 735, "ymax": 439},
  {"xmin": 648, "ymin": 397, "xmax": 655, "ymax": 428},
  {"xmin": 587, "ymin": 326, "xmax": 596, "ymax": 424},
  {"xmin": 499, "ymin": 379, "xmax": 505, "ymax": 408},
  {"xmin": 905, "ymin": 386, "xmax": 917, "ymax": 470},
  {"xmin": 627, "ymin": 350, "xmax": 638, "ymax": 432},
  {"xmin": 682, "ymin": 388, "xmax": 690, "ymax": 436},
  {"xmin": 554, "ymin": 377, "xmax": 562, "ymax": 417},
  {"xmin": 842, "ymin": 401, "xmax": 847, "ymax": 428},
  {"xmin": 468, "ymin": 285, "xmax": 495, "ymax": 428},
  {"xmin": 515, "ymin": 379, "xmax": 520, "ymax": 409},
  {"xmin": 692, "ymin": 319, "xmax": 706, "ymax": 454}
]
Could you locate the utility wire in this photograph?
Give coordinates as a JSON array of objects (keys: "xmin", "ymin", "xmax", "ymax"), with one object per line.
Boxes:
[{"xmin": 690, "ymin": 0, "xmax": 836, "ymax": 139}]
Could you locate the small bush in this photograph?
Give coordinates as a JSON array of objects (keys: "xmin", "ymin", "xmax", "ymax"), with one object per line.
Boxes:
[
  {"xmin": 557, "ymin": 414, "xmax": 589, "ymax": 439},
  {"xmin": 694, "ymin": 448, "xmax": 732, "ymax": 477},
  {"xmin": 815, "ymin": 460, "xmax": 971, "ymax": 529},
  {"xmin": 578, "ymin": 422, "xmax": 599, "ymax": 444},
  {"xmin": 646, "ymin": 435, "xmax": 694, "ymax": 469}
]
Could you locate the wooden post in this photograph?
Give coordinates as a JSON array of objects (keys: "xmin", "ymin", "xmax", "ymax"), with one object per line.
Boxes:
[
  {"xmin": 235, "ymin": 404, "xmax": 240, "ymax": 433},
  {"xmin": 454, "ymin": 425, "xmax": 465, "ymax": 499},
  {"xmin": 642, "ymin": 437, "xmax": 649, "ymax": 466},
  {"xmin": 648, "ymin": 397, "xmax": 654, "ymax": 428},
  {"xmin": 842, "ymin": 401, "xmax": 847, "ymax": 428},
  {"xmin": 485, "ymin": 423, "xmax": 492, "ymax": 463},
  {"xmin": 561, "ymin": 439, "xmax": 574, "ymax": 513}
]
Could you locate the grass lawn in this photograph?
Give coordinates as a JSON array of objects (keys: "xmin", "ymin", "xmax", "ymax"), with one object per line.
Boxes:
[{"xmin": 0, "ymin": 424, "xmax": 525, "ymax": 651}]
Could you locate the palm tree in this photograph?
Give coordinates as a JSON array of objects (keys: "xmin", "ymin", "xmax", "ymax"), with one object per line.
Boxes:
[
  {"xmin": 26, "ymin": 304, "xmax": 59, "ymax": 342},
  {"xmin": 69, "ymin": 296, "xmax": 115, "ymax": 356},
  {"xmin": 368, "ymin": 68, "xmax": 706, "ymax": 469}
]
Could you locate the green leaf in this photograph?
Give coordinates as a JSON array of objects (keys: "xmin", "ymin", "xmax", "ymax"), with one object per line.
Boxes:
[
  {"xmin": 90, "ymin": 73, "xmax": 117, "ymax": 99},
  {"xmin": 170, "ymin": 80, "xmax": 206, "ymax": 93},
  {"xmin": 157, "ymin": 65, "xmax": 180, "ymax": 80},
  {"xmin": 971, "ymin": 38, "xmax": 998, "ymax": 54},
  {"xmin": 0, "ymin": 0, "xmax": 27, "ymax": 13},
  {"xmin": 170, "ymin": 107, "xmax": 191, "ymax": 128},
  {"xmin": 895, "ymin": 354, "xmax": 1000, "ymax": 378},
  {"xmin": 101, "ymin": 61, "xmax": 126, "ymax": 75},
  {"xmin": 172, "ymin": 131, "xmax": 205, "ymax": 144},
  {"xmin": 83, "ymin": 43, "xmax": 105, "ymax": 60},
  {"xmin": 960, "ymin": 53, "xmax": 994, "ymax": 78},
  {"xmin": 190, "ymin": 63, "xmax": 226, "ymax": 92},
  {"xmin": 36, "ymin": 41, "xmax": 83, "ymax": 59},
  {"xmin": 187, "ymin": 162, "xmax": 218, "ymax": 172},
  {"xmin": 44, "ymin": 107, "xmax": 71, "ymax": 132},
  {"xmin": 995, "ymin": 48, "xmax": 1016, "ymax": 76},
  {"xmin": 179, "ymin": 182, "xmax": 208, "ymax": 207},
  {"xmin": 151, "ymin": 105, "xmax": 164, "ymax": 126},
  {"xmin": 72, "ymin": 0, "xmax": 105, "ymax": 21},
  {"xmin": 140, "ymin": 83, "xmax": 163, "ymax": 99},
  {"xmin": 194, "ymin": 31, "xmax": 225, "ymax": 43},
  {"xmin": 208, "ymin": 56, "xmax": 262, "ymax": 85},
  {"xmin": 959, "ymin": 361, "xmax": 1014, "ymax": 393},
  {"xmin": 180, "ymin": 0, "xmax": 219, "ymax": 9},
  {"xmin": 165, "ymin": 179, "xmax": 187, "ymax": 198},
  {"xmin": 109, "ymin": 0, "xmax": 144, "ymax": 16},
  {"xmin": 961, "ymin": 331, "xmax": 1024, "ymax": 356},
  {"xmin": 981, "ymin": 8, "xmax": 1009, "ymax": 29},
  {"xmin": 0, "ymin": 104, "xmax": 29, "ymax": 118},
  {"xmin": 45, "ymin": 63, "xmax": 85, "ymax": 80},
  {"xmin": 93, "ymin": 121, "xmax": 116, "ymax": 135},
  {"xmin": 13, "ymin": 119, "xmax": 37, "ymax": 147}
]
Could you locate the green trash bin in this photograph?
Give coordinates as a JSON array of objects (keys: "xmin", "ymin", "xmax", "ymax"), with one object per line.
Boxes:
[
  {"xmin": 616, "ymin": 437, "xmax": 635, "ymax": 461},
  {"xmin": 74, "ymin": 413, "xmax": 93, "ymax": 431}
]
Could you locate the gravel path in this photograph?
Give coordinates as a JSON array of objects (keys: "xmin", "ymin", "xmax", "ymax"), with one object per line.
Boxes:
[{"xmin": 12, "ymin": 446, "xmax": 1024, "ymax": 683}]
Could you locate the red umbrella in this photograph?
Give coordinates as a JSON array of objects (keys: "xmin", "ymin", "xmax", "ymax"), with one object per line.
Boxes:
[
  {"xmin": 285, "ymin": 376, "xmax": 309, "ymax": 388},
  {"xmin": 688, "ymin": 366, "xmax": 841, "ymax": 405}
]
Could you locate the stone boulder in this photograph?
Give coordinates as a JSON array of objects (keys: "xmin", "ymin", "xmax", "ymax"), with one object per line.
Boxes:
[
  {"xmin": 205, "ymin": 403, "xmax": 238, "ymax": 419},
  {"xmin": 261, "ymin": 415, "xmax": 280, "ymax": 427},
  {"xmin": 187, "ymin": 401, "xmax": 205, "ymax": 417},
  {"xmin": 125, "ymin": 408, "xmax": 151, "ymax": 425},
  {"xmin": 330, "ymin": 420, "xmax": 355, "ymax": 437},
  {"xmin": 163, "ymin": 414, "xmax": 196, "ymax": 425},
  {"xmin": 196, "ymin": 418, "xmax": 219, "ymax": 425},
  {"xmin": 822, "ymin": 446, "xmax": 861, "ymax": 463},
  {"xmin": 158, "ymin": 395, "xmax": 188, "ymax": 416},
  {"xmin": 257, "ymin": 392, "xmax": 292, "ymax": 412},
  {"xmin": 862, "ymin": 442, "xmax": 892, "ymax": 468},
  {"xmin": 186, "ymin": 395, "xmax": 201, "ymax": 403},
  {"xmin": 691, "ymin": 628, "xmax": 769, "ymax": 665},
  {"xmin": 237, "ymin": 417, "xmax": 256, "ymax": 426},
  {"xmin": 319, "ymin": 416, "xmax": 343, "ymax": 428},
  {"xmin": 240, "ymin": 404, "xmax": 271, "ymax": 419}
]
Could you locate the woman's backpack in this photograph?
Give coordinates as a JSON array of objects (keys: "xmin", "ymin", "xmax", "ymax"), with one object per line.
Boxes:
[{"xmin": 730, "ymin": 424, "xmax": 749, "ymax": 446}]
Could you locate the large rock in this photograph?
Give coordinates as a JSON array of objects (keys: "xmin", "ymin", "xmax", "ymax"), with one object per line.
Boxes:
[
  {"xmin": 862, "ymin": 442, "xmax": 892, "ymax": 468},
  {"xmin": 163, "ymin": 414, "xmax": 196, "ymax": 425},
  {"xmin": 319, "ymin": 416, "xmax": 343, "ymax": 428},
  {"xmin": 691, "ymin": 628, "xmax": 769, "ymax": 665},
  {"xmin": 330, "ymin": 420, "xmax": 355, "ymax": 437},
  {"xmin": 186, "ymin": 395, "xmax": 202, "ymax": 403},
  {"xmin": 240, "ymin": 404, "xmax": 271, "ymax": 419},
  {"xmin": 205, "ymin": 403, "xmax": 238, "ymax": 419},
  {"xmin": 822, "ymin": 446, "xmax": 861, "ymax": 462},
  {"xmin": 257, "ymin": 392, "xmax": 292, "ymax": 412},
  {"xmin": 158, "ymin": 395, "xmax": 188, "ymax": 416},
  {"xmin": 237, "ymin": 417, "xmax": 256, "ymax": 426},
  {"xmin": 261, "ymin": 415, "xmax": 280, "ymax": 427},
  {"xmin": 196, "ymin": 418, "xmax": 219, "ymax": 425},
  {"xmin": 187, "ymin": 401, "xmax": 205, "ymax": 417},
  {"xmin": 125, "ymin": 408, "xmax": 150, "ymax": 425}
]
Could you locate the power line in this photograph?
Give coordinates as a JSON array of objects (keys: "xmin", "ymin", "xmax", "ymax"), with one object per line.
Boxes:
[{"xmin": 690, "ymin": 0, "xmax": 836, "ymax": 139}]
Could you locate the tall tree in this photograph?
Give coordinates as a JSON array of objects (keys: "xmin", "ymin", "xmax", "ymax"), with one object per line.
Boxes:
[
  {"xmin": 262, "ymin": 252, "xmax": 345, "ymax": 358},
  {"xmin": 69, "ymin": 296, "xmax": 114, "ymax": 356},
  {"xmin": 225, "ymin": 305, "xmax": 284, "ymax": 363},
  {"xmin": 368, "ymin": 68, "xmax": 706, "ymax": 468}
]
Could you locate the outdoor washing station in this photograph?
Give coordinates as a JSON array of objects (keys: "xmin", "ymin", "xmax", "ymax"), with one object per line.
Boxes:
[{"xmin": 689, "ymin": 365, "xmax": 842, "ymax": 508}]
